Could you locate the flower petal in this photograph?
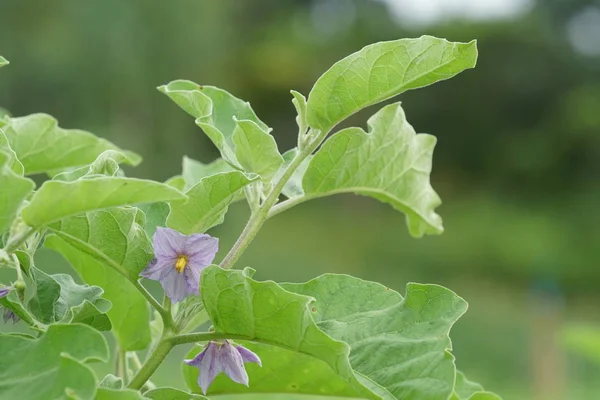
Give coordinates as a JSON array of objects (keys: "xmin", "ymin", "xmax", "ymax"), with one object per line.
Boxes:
[
  {"xmin": 153, "ymin": 227, "xmax": 187, "ymax": 258},
  {"xmin": 183, "ymin": 265, "xmax": 202, "ymax": 295},
  {"xmin": 184, "ymin": 234, "xmax": 219, "ymax": 266},
  {"xmin": 219, "ymin": 341, "xmax": 249, "ymax": 387},
  {"xmin": 139, "ymin": 256, "xmax": 176, "ymax": 281},
  {"xmin": 198, "ymin": 342, "xmax": 222, "ymax": 395},
  {"xmin": 0, "ymin": 287, "xmax": 9, "ymax": 298},
  {"xmin": 236, "ymin": 345, "xmax": 262, "ymax": 367},
  {"xmin": 159, "ymin": 268, "xmax": 192, "ymax": 302},
  {"xmin": 185, "ymin": 346, "xmax": 208, "ymax": 367}
]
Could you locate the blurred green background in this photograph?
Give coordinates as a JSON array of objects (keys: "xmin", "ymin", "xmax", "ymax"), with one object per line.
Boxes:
[{"xmin": 2, "ymin": 0, "xmax": 600, "ymax": 399}]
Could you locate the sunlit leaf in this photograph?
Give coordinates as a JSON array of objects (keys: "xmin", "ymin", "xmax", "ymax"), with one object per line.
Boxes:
[
  {"xmin": 0, "ymin": 130, "xmax": 24, "ymax": 175},
  {"xmin": 283, "ymin": 274, "xmax": 468, "ymax": 400},
  {"xmin": 302, "ymin": 102, "xmax": 442, "ymax": 237},
  {"xmin": 138, "ymin": 202, "xmax": 170, "ymax": 237},
  {"xmin": 185, "ymin": 266, "xmax": 376, "ymax": 399},
  {"xmin": 0, "ymin": 324, "xmax": 109, "ymax": 400},
  {"xmin": 276, "ymin": 148, "xmax": 311, "ymax": 199},
  {"xmin": 52, "ymin": 150, "xmax": 137, "ymax": 181},
  {"xmin": 2, "ymin": 113, "xmax": 141, "ymax": 175},
  {"xmin": 95, "ymin": 388, "xmax": 145, "ymax": 400},
  {"xmin": 45, "ymin": 207, "xmax": 153, "ymax": 350},
  {"xmin": 167, "ymin": 171, "xmax": 256, "ymax": 234},
  {"xmin": 232, "ymin": 119, "xmax": 283, "ymax": 180},
  {"xmin": 182, "ymin": 156, "xmax": 235, "ymax": 190},
  {"xmin": 0, "ymin": 150, "xmax": 34, "ymax": 233},
  {"xmin": 22, "ymin": 177, "xmax": 186, "ymax": 228},
  {"xmin": 0, "ymin": 56, "xmax": 8, "ymax": 68},
  {"xmin": 450, "ymin": 371, "xmax": 501, "ymax": 400},
  {"xmin": 307, "ymin": 36, "xmax": 477, "ymax": 132},
  {"xmin": 291, "ymin": 90, "xmax": 308, "ymax": 136}
]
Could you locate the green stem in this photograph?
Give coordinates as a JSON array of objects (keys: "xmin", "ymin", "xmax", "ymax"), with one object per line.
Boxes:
[
  {"xmin": 127, "ymin": 336, "xmax": 174, "ymax": 390},
  {"xmin": 3, "ymin": 227, "xmax": 36, "ymax": 254},
  {"xmin": 267, "ymin": 195, "xmax": 310, "ymax": 219},
  {"xmin": 117, "ymin": 348, "xmax": 129, "ymax": 385},
  {"xmin": 132, "ymin": 280, "xmax": 172, "ymax": 329},
  {"xmin": 168, "ymin": 331, "xmax": 248, "ymax": 346},
  {"xmin": 220, "ymin": 129, "xmax": 327, "ymax": 270}
]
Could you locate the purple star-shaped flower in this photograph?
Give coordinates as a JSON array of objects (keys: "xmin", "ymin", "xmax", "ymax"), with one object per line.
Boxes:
[
  {"xmin": 0, "ymin": 287, "xmax": 9, "ymax": 298},
  {"xmin": 140, "ymin": 227, "xmax": 218, "ymax": 302},
  {"xmin": 185, "ymin": 340, "xmax": 262, "ymax": 394}
]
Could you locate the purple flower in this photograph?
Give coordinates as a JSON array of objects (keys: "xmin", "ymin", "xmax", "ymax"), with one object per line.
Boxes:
[
  {"xmin": 185, "ymin": 340, "xmax": 262, "ymax": 394},
  {"xmin": 3, "ymin": 308, "xmax": 19, "ymax": 324},
  {"xmin": 140, "ymin": 227, "xmax": 218, "ymax": 302},
  {"xmin": 0, "ymin": 287, "xmax": 9, "ymax": 298}
]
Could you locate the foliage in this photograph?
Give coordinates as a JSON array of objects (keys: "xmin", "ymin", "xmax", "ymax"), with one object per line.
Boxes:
[{"xmin": 0, "ymin": 36, "xmax": 501, "ymax": 400}]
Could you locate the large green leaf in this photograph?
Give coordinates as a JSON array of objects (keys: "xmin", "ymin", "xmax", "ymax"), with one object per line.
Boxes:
[
  {"xmin": 95, "ymin": 389, "xmax": 145, "ymax": 400},
  {"xmin": 306, "ymin": 36, "xmax": 477, "ymax": 132},
  {"xmin": 302, "ymin": 102, "xmax": 442, "ymax": 237},
  {"xmin": 0, "ymin": 324, "xmax": 109, "ymax": 400},
  {"xmin": 0, "ymin": 130, "xmax": 25, "ymax": 175},
  {"xmin": 0, "ymin": 150, "xmax": 35, "ymax": 233},
  {"xmin": 0, "ymin": 56, "xmax": 8, "ymax": 68},
  {"xmin": 450, "ymin": 372, "xmax": 501, "ymax": 400},
  {"xmin": 158, "ymin": 80, "xmax": 269, "ymax": 168},
  {"xmin": 182, "ymin": 156, "xmax": 235, "ymax": 190},
  {"xmin": 22, "ymin": 177, "xmax": 186, "ymax": 228},
  {"xmin": 45, "ymin": 207, "xmax": 153, "ymax": 350},
  {"xmin": 189, "ymin": 266, "xmax": 376, "ymax": 399},
  {"xmin": 283, "ymin": 274, "xmax": 468, "ymax": 400},
  {"xmin": 2, "ymin": 113, "xmax": 141, "ymax": 175},
  {"xmin": 232, "ymin": 119, "xmax": 283, "ymax": 180},
  {"xmin": 52, "ymin": 150, "xmax": 137, "ymax": 181},
  {"xmin": 167, "ymin": 171, "xmax": 256, "ymax": 234},
  {"xmin": 145, "ymin": 387, "xmax": 208, "ymax": 399}
]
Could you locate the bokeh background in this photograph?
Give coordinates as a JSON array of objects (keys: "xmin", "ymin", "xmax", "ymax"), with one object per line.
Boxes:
[{"xmin": 2, "ymin": 0, "xmax": 600, "ymax": 399}]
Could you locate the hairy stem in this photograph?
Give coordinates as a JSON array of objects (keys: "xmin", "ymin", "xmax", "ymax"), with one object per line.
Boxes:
[
  {"xmin": 127, "ymin": 335, "xmax": 174, "ymax": 390},
  {"xmin": 3, "ymin": 227, "xmax": 36, "ymax": 254},
  {"xmin": 220, "ymin": 129, "xmax": 326, "ymax": 269},
  {"xmin": 132, "ymin": 280, "xmax": 172, "ymax": 329}
]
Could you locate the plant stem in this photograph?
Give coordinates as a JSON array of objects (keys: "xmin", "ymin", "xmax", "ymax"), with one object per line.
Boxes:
[
  {"xmin": 132, "ymin": 280, "xmax": 172, "ymax": 329},
  {"xmin": 117, "ymin": 348, "xmax": 129, "ymax": 385},
  {"xmin": 267, "ymin": 195, "xmax": 311, "ymax": 219},
  {"xmin": 3, "ymin": 227, "xmax": 36, "ymax": 254},
  {"xmin": 127, "ymin": 336, "xmax": 174, "ymax": 390},
  {"xmin": 220, "ymin": 129, "xmax": 326, "ymax": 270},
  {"xmin": 168, "ymin": 331, "xmax": 248, "ymax": 346}
]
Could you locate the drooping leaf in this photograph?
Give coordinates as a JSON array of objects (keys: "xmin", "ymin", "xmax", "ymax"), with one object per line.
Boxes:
[
  {"xmin": 95, "ymin": 388, "xmax": 145, "ymax": 400},
  {"xmin": 167, "ymin": 171, "xmax": 256, "ymax": 234},
  {"xmin": 52, "ymin": 150, "xmax": 137, "ymax": 181},
  {"xmin": 187, "ymin": 266, "xmax": 376, "ymax": 399},
  {"xmin": 291, "ymin": 90, "xmax": 308, "ymax": 136},
  {"xmin": 182, "ymin": 156, "xmax": 235, "ymax": 190},
  {"xmin": 0, "ymin": 150, "xmax": 35, "ymax": 233},
  {"xmin": 450, "ymin": 371, "xmax": 501, "ymax": 400},
  {"xmin": 232, "ymin": 119, "xmax": 283, "ymax": 180},
  {"xmin": 2, "ymin": 113, "xmax": 141, "ymax": 175},
  {"xmin": 22, "ymin": 177, "xmax": 186, "ymax": 228},
  {"xmin": 0, "ymin": 324, "xmax": 109, "ymax": 400},
  {"xmin": 302, "ymin": 102, "xmax": 442, "ymax": 237},
  {"xmin": 145, "ymin": 387, "xmax": 208, "ymax": 400},
  {"xmin": 283, "ymin": 274, "xmax": 468, "ymax": 400},
  {"xmin": 306, "ymin": 36, "xmax": 477, "ymax": 132},
  {"xmin": 158, "ymin": 80, "xmax": 269, "ymax": 167},
  {"xmin": 0, "ymin": 56, "xmax": 8, "ymax": 68},
  {"xmin": 45, "ymin": 207, "xmax": 153, "ymax": 350}
]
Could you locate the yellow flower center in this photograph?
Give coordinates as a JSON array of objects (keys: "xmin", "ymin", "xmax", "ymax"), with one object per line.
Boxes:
[{"xmin": 175, "ymin": 255, "xmax": 188, "ymax": 273}]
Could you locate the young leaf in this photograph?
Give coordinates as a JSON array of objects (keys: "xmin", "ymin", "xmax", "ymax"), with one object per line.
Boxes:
[
  {"xmin": 45, "ymin": 207, "xmax": 154, "ymax": 350},
  {"xmin": 167, "ymin": 171, "xmax": 256, "ymax": 234},
  {"xmin": 144, "ymin": 387, "xmax": 208, "ymax": 399},
  {"xmin": 21, "ymin": 177, "xmax": 186, "ymax": 228},
  {"xmin": 2, "ymin": 114, "xmax": 141, "ymax": 175},
  {"xmin": 450, "ymin": 371, "xmax": 502, "ymax": 400},
  {"xmin": 52, "ymin": 150, "xmax": 136, "ymax": 181},
  {"xmin": 0, "ymin": 150, "xmax": 35, "ymax": 233},
  {"xmin": 283, "ymin": 274, "xmax": 468, "ymax": 400},
  {"xmin": 233, "ymin": 119, "xmax": 283, "ymax": 180},
  {"xmin": 307, "ymin": 36, "xmax": 477, "ymax": 132},
  {"xmin": 26, "ymin": 267, "xmax": 61, "ymax": 324},
  {"xmin": 182, "ymin": 156, "xmax": 235, "ymax": 190},
  {"xmin": 302, "ymin": 102, "xmax": 442, "ymax": 237},
  {"xmin": 291, "ymin": 90, "xmax": 308, "ymax": 136},
  {"xmin": 159, "ymin": 80, "xmax": 269, "ymax": 168},
  {"xmin": 0, "ymin": 324, "xmax": 109, "ymax": 400},
  {"xmin": 0, "ymin": 56, "xmax": 8, "ymax": 68},
  {"xmin": 191, "ymin": 266, "xmax": 376, "ymax": 399}
]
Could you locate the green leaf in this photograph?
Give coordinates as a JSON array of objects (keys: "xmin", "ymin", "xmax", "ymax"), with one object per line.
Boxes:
[
  {"xmin": 0, "ymin": 56, "xmax": 8, "ymax": 68},
  {"xmin": 167, "ymin": 171, "xmax": 256, "ymax": 234},
  {"xmin": 0, "ymin": 130, "xmax": 25, "ymax": 175},
  {"xmin": 159, "ymin": 80, "xmax": 268, "ymax": 167},
  {"xmin": 27, "ymin": 267, "xmax": 61, "ymax": 324},
  {"xmin": 22, "ymin": 177, "xmax": 186, "ymax": 228},
  {"xmin": 291, "ymin": 90, "xmax": 308, "ymax": 136},
  {"xmin": 282, "ymin": 274, "xmax": 468, "ymax": 400},
  {"xmin": 45, "ymin": 207, "xmax": 153, "ymax": 350},
  {"xmin": 232, "ymin": 119, "xmax": 283, "ymax": 180},
  {"xmin": 0, "ymin": 150, "xmax": 35, "ymax": 233},
  {"xmin": 182, "ymin": 156, "xmax": 235, "ymax": 190},
  {"xmin": 95, "ymin": 389, "xmax": 145, "ymax": 400},
  {"xmin": 99, "ymin": 374, "xmax": 124, "ymax": 390},
  {"xmin": 277, "ymin": 148, "xmax": 312, "ymax": 199},
  {"xmin": 52, "ymin": 150, "xmax": 137, "ymax": 181},
  {"xmin": 166, "ymin": 175, "xmax": 186, "ymax": 191},
  {"xmin": 0, "ymin": 324, "xmax": 109, "ymax": 400},
  {"xmin": 190, "ymin": 266, "xmax": 376, "ymax": 398},
  {"xmin": 145, "ymin": 387, "xmax": 208, "ymax": 400},
  {"xmin": 302, "ymin": 102, "xmax": 442, "ymax": 237},
  {"xmin": 138, "ymin": 202, "xmax": 170, "ymax": 237},
  {"xmin": 2, "ymin": 113, "xmax": 141, "ymax": 175},
  {"xmin": 306, "ymin": 36, "xmax": 477, "ymax": 132},
  {"xmin": 450, "ymin": 371, "xmax": 501, "ymax": 400}
]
